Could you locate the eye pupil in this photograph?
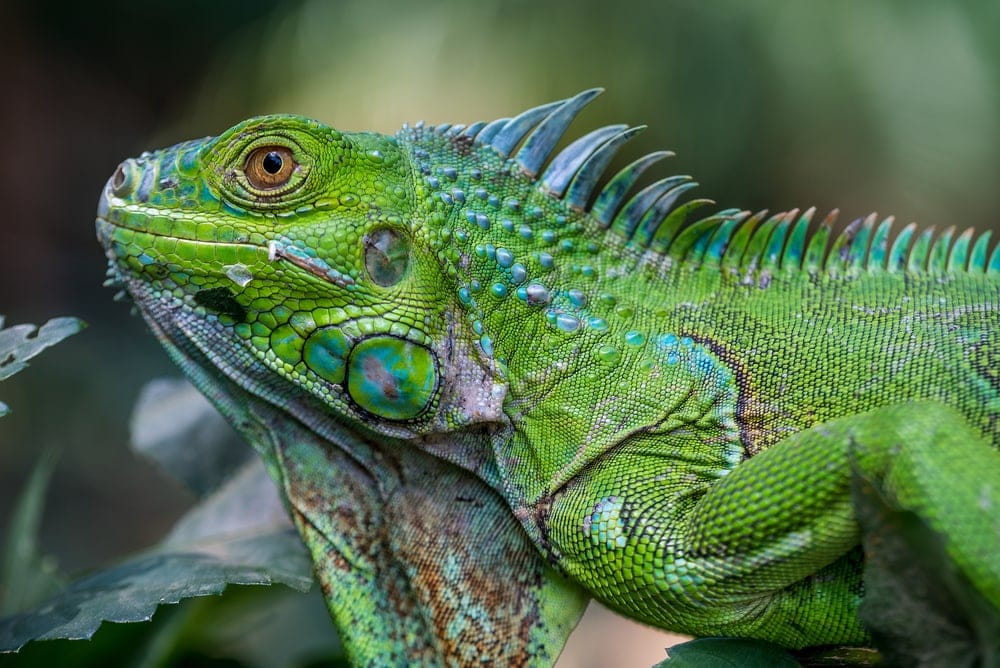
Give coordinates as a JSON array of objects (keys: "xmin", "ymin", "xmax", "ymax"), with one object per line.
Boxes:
[
  {"xmin": 262, "ymin": 151, "xmax": 283, "ymax": 174},
  {"xmin": 244, "ymin": 145, "xmax": 297, "ymax": 191}
]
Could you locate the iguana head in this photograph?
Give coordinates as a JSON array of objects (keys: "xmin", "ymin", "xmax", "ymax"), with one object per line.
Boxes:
[{"xmin": 97, "ymin": 112, "xmax": 491, "ymax": 440}]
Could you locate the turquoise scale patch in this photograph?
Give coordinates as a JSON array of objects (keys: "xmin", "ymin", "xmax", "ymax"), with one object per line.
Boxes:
[
  {"xmin": 303, "ymin": 326, "xmax": 351, "ymax": 384},
  {"xmin": 346, "ymin": 336, "xmax": 438, "ymax": 420},
  {"xmin": 270, "ymin": 323, "xmax": 305, "ymax": 365}
]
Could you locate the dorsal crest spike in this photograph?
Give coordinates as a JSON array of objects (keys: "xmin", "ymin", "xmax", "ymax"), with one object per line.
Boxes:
[
  {"xmin": 632, "ymin": 183, "xmax": 701, "ymax": 249},
  {"xmin": 803, "ymin": 209, "xmax": 838, "ymax": 273},
  {"xmin": 473, "ymin": 117, "xmax": 509, "ymax": 145},
  {"xmin": 700, "ymin": 215, "xmax": 743, "ymax": 268},
  {"xmin": 888, "ymin": 222, "xmax": 917, "ymax": 272},
  {"xmin": 668, "ymin": 209, "xmax": 748, "ymax": 264},
  {"xmin": 591, "ymin": 151, "xmax": 673, "ymax": 227},
  {"xmin": 826, "ymin": 215, "xmax": 866, "ymax": 275},
  {"xmin": 947, "ymin": 227, "xmax": 976, "ymax": 273},
  {"xmin": 970, "ymin": 229, "xmax": 992, "ymax": 272},
  {"xmin": 540, "ymin": 124, "xmax": 628, "ymax": 198},
  {"xmin": 564, "ymin": 126, "xmax": 646, "ymax": 210},
  {"xmin": 410, "ymin": 91, "xmax": 997, "ymax": 281},
  {"xmin": 611, "ymin": 175, "xmax": 693, "ymax": 241},
  {"xmin": 988, "ymin": 233, "xmax": 1000, "ymax": 273},
  {"xmin": 844, "ymin": 213, "xmax": 879, "ymax": 274},
  {"xmin": 739, "ymin": 212, "xmax": 787, "ymax": 274},
  {"xmin": 760, "ymin": 209, "xmax": 799, "ymax": 271},
  {"xmin": 461, "ymin": 121, "xmax": 488, "ymax": 138},
  {"xmin": 488, "ymin": 100, "xmax": 565, "ymax": 157},
  {"xmin": 515, "ymin": 88, "xmax": 604, "ymax": 177},
  {"xmin": 781, "ymin": 207, "xmax": 816, "ymax": 271},
  {"xmin": 720, "ymin": 210, "xmax": 768, "ymax": 273},
  {"xmin": 928, "ymin": 226, "xmax": 956, "ymax": 271},
  {"xmin": 648, "ymin": 199, "xmax": 715, "ymax": 254},
  {"xmin": 867, "ymin": 216, "xmax": 895, "ymax": 271},
  {"xmin": 907, "ymin": 226, "xmax": 936, "ymax": 273}
]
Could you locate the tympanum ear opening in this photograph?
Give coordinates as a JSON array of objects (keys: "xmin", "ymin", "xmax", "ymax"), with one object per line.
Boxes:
[{"xmin": 364, "ymin": 227, "xmax": 410, "ymax": 287}]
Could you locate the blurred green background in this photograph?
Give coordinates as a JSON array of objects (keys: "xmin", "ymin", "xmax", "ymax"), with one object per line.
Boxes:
[{"xmin": 2, "ymin": 0, "xmax": 999, "ymax": 663}]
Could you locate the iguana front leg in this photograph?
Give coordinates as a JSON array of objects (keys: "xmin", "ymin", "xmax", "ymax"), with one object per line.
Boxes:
[{"xmin": 546, "ymin": 400, "xmax": 1000, "ymax": 647}]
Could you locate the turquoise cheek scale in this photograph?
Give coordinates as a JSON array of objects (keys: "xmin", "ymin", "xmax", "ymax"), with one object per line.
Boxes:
[
  {"xmin": 303, "ymin": 327, "xmax": 352, "ymax": 384},
  {"xmin": 345, "ymin": 336, "xmax": 438, "ymax": 420},
  {"xmin": 302, "ymin": 326, "xmax": 438, "ymax": 421}
]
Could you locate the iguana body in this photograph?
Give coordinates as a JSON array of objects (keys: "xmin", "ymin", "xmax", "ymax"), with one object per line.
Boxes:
[{"xmin": 97, "ymin": 90, "xmax": 1000, "ymax": 665}]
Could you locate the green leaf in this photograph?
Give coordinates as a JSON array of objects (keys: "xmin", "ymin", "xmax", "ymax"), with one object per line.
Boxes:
[
  {"xmin": 0, "ymin": 460, "xmax": 313, "ymax": 653},
  {"xmin": 0, "ymin": 315, "xmax": 85, "ymax": 416},
  {"xmin": 0, "ymin": 587, "xmax": 342, "ymax": 668},
  {"xmin": 792, "ymin": 645, "xmax": 880, "ymax": 667},
  {"xmin": 0, "ymin": 452, "xmax": 65, "ymax": 616},
  {"xmin": 0, "ymin": 316, "xmax": 85, "ymax": 382},
  {"xmin": 853, "ymin": 468, "xmax": 1000, "ymax": 666},
  {"xmin": 130, "ymin": 378, "xmax": 252, "ymax": 496},
  {"xmin": 655, "ymin": 637, "xmax": 801, "ymax": 667}
]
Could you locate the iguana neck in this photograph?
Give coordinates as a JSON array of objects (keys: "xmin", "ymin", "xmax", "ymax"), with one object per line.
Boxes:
[{"xmin": 401, "ymin": 128, "xmax": 745, "ymax": 508}]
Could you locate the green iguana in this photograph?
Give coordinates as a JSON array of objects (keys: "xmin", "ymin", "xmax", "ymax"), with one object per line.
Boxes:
[{"xmin": 97, "ymin": 89, "xmax": 1000, "ymax": 666}]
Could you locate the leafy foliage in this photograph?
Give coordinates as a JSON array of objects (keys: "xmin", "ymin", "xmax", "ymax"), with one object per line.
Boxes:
[
  {"xmin": 0, "ymin": 457, "xmax": 312, "ymax": 653},
  {"xmin": 0, "ymin": 454, "xmax": 64, "ymax": 619},
  {"xmin": 654, "ymin": 637, "xmax": 801, "ymax": 667},
  {"xmin": 0, "ymin": 316, "xmax": 84, "ymax": 416},
  {"xmin": 0, "ymin": 379, "xmax": 314, "ymax": 655},
  {"xmin": 130, "ymin": 378, "xmax": 253, "ymax": 497}
]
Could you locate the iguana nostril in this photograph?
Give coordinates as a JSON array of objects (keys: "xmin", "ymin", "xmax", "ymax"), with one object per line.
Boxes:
[{"xmin": 110, "ymin": 160, "xmax": 133, "ymax": 196}]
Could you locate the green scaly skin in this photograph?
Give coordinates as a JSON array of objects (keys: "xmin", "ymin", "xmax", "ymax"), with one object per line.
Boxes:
[{"xmin": 97, "ymin": 90, "xmax": 1000, "ymax": 666}]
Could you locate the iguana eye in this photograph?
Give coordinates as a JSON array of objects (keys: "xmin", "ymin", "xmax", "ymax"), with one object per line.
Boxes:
[
  {"xmin": 244, "ymin": 146, "xmax": 296, "ymax": 190},
  {"xmin": 364, "ymin": 228, "xmax": 410, "ymax": 287}
]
